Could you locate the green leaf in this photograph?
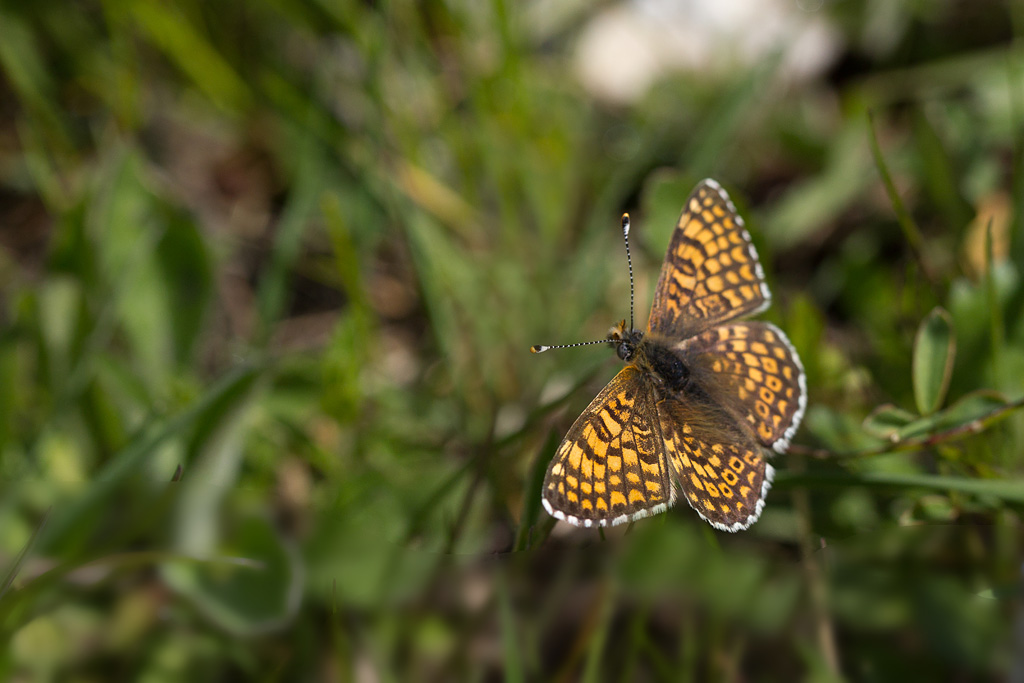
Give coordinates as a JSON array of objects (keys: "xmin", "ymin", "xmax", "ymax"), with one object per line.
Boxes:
[
  {"xmin": 930, "ymin": 390, "xmax": 1011, "ymax": 432},
  {"xmin": 913, "ymin": 307, "xmax": 955, "ymax": 415},
  {"xmin": 869, "ymin": 391, "xmax": 1010, "ymax": 444},
  {"xmin": 161, "ymin": 517, "xmax": 302, "ymax": 636},
  {"xmin": 863, "ymin": 404, "xmax": 919, "ymax": 440}
]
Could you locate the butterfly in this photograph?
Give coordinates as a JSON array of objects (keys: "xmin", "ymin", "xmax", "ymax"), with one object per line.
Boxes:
[{"xmin": 532, "ymin": 179, "xmax": 807, "ymax": 531}]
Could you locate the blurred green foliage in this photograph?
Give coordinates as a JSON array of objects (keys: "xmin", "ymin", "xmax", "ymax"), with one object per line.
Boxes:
[{"xmin": 0, "ymin": 1, "xmax": 1022, "ymax": 680}]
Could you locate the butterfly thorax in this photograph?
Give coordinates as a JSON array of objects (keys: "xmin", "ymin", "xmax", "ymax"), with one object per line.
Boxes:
[{"xmin": 608, "ymin": 321, "xmax": 690, "ymax": 395}]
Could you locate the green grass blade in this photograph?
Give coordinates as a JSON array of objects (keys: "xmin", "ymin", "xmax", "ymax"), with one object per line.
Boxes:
[
  {"xmin": 0, "ymin": 509, "xmax": 49, "ymax": 602},
  {"xmin": 35, "ymin": 365, "xmax": 262, "ymax": 556},
  {"xmin": 777, "ymin": 470, "xmax": 1024, "ymax": 503}
]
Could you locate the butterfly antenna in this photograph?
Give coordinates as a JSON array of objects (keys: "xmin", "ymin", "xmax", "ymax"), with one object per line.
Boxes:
[
  {"xmin": 531, "ymin": 339, "xmax": 617, "ymax": 354},
  {"xmin": 530, "ymin": 214, "xmax": 636, "ymax": 354},
  {"xmin": 622, "ymin": 213, "xmax": 635, "ymax": 332}
]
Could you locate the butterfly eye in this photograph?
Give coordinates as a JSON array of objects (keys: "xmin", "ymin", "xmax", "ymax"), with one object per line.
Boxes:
[{"xmin": 616, "ymin": 341, "xmax": 635, "ymax": 361}]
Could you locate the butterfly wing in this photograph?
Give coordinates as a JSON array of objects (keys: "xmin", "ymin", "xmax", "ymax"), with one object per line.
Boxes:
[
  {"xmin": 657, "ymin": 396, "xmax": 772, "ymax": 532},
  {"xmin": 647, "ymin": 179, "xmax": 771, "ymax": 338},
  {"xmin": 684, "ymin": 321, "xmax": 807, "ymax": 453},
  {"xmin": 542, "ymin": 366, "xmax": 676, "ymax": 527}
]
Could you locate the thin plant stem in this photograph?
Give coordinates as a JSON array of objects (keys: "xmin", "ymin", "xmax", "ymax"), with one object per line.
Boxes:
[{"xmin": 791, "ymin": 455, "xmax": 842, "ymax": 678}]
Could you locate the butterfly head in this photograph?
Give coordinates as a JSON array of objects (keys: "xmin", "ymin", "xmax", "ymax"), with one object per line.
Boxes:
[{"xmin": 607, "ymin": 319, "xmax": 644, "ymax": 362}]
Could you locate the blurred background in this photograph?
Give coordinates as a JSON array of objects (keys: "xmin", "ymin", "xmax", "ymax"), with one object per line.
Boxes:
[{"xmin": 1, "ymin": 0, "xmax": 1023, "ymax": 680}]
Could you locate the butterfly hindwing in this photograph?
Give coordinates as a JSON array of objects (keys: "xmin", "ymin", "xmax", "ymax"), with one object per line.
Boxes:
[
  {"xmin": 684, "ymin": 321, "xmax": 807, "ymax": 452},
  {"xmin": 542, "ymin": 366, "xmax": 676, "ymax": 527},
  {"xmin": 647, "ymin": 179, "xmax": 771, "ymax": 337},
  {"xmin": 657, "ymin": 396, "xmax": 772, "ymax": 532}
]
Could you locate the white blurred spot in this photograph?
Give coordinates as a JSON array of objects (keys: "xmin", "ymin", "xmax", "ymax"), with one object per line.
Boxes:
[{"xmin": 575, "ymin": 0, "xmax": 843, "ymax": 104}]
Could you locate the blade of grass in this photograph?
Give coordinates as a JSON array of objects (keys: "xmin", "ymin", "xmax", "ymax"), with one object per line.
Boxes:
[
  {"xmin": 912, "ymin": 108, "xmax": 972, "ymax": 231},
  {"xmin": 580, "ymin": 580, "xmax": 615, "ymax": 683},
  {"xmin": 130, "ymin": 1, "xmax": 250, "ymax": 113},
  {"xmin": 619, "ymin": 607, "xmax": 647, "ymax": 683},
  {"xmin": 867, "ymin": 110, "xmax": 941, "ymax": 298},
  {"xmin": 0, "ymin": 11, "xmax": 68, "ymax": 148},
  {"xmin": 1007, "ymin": 10, "xmax": 1024, "ymax": 265},
  {"xmin": 172, "ymin": 375, "xmax": 266, "ymax": 558},
  {"xmin": 35, "ymin": 364, "xmax": 262, "ymax": 556},
  {"xmin": 776, "ymin": 470, "xmax": 1024, "ymax": 504},
  {"xmin": 255, "ymin": 130, "xmax": 325, "ymax": 344},
  {"xmin": 0, "ymin": 550, "xmax": 261, "ymax": 635},
  {"xmin": 0, "ymin": 508, "xmax": 50, "ymax": 601},
  {"xmin": 498, "ymin": 569, "xmax": 525, "ymax": 683},
  {"xmin": 984, "ymin": 220, "xmax": 1005, "ymax": 385},
  {"xmin": 764, "ymin": 112, "xmax": 876, "ymax": 249},
  {"xmin": 554, "ymin": 579, "xmax": 611, "ymax": 683},
  {"xmin": 791, "ymin": 456, "xmax": 841, "ymax": 678},
  {"xmin": 791, "ymin": 395, "xmax": 1024, "ymax": 460},
  {"xmin": 514, "ymin": 428, "xmax": 560, "ymax": 552},
  {"xmin": 683, "ymin": 52, "xmax": 783, "ymax": 173}
]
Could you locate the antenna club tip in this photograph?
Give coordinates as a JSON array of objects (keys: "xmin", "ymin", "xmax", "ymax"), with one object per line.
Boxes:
[
  {"xmin": 530, "ymin": 345, "xmax": 550, "ymax": 353},
  {"xmin": 621, "ymin": 214, "xmax": 630, "ymax": 235}
]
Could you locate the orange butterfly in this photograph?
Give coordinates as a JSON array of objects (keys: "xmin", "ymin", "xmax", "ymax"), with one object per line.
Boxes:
[{"xmin": 533, "ymin": 180, "xmax": 806, "ymax": 531}]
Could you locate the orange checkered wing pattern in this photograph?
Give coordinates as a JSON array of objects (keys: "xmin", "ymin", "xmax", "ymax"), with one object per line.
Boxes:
[
  {"xmin": 542, "ymin": 366, "xmax": 676, "ymax": 527},
  {"xmin": 647, "ymin": 179, "xmax": 771, "ymax": 337},
  {"xmin": 684, "ymin": 321, "xmax": 807, "ymax": 453},
  {"xmin": 657, "ymin": 397, "xmax": 772, "ymax": 532}
]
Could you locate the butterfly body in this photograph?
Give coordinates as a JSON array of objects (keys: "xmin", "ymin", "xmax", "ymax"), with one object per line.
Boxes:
[
  {"xmin": 539, "ymin": 179, "xmax": 807, "ymax": 532},
  {"xmin": 613, "ymin": 329, "xmax": 689, "ymax": 396}
]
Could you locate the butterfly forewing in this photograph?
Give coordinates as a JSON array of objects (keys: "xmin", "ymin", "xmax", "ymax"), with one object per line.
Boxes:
[
  {"xmin": 648, "ymin": 180, "xmax": 771, "ymax": 338},
  {"xmin": 684, "ymin": 321, "xmax": 807, "ymax": 452},
  {"xmin": 657, "ymin": 397, "xmax": 772, "ymax": 532},
  {"xmin": 542, "ymin": 366, "xmax": 676, "ymax": 527}
]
